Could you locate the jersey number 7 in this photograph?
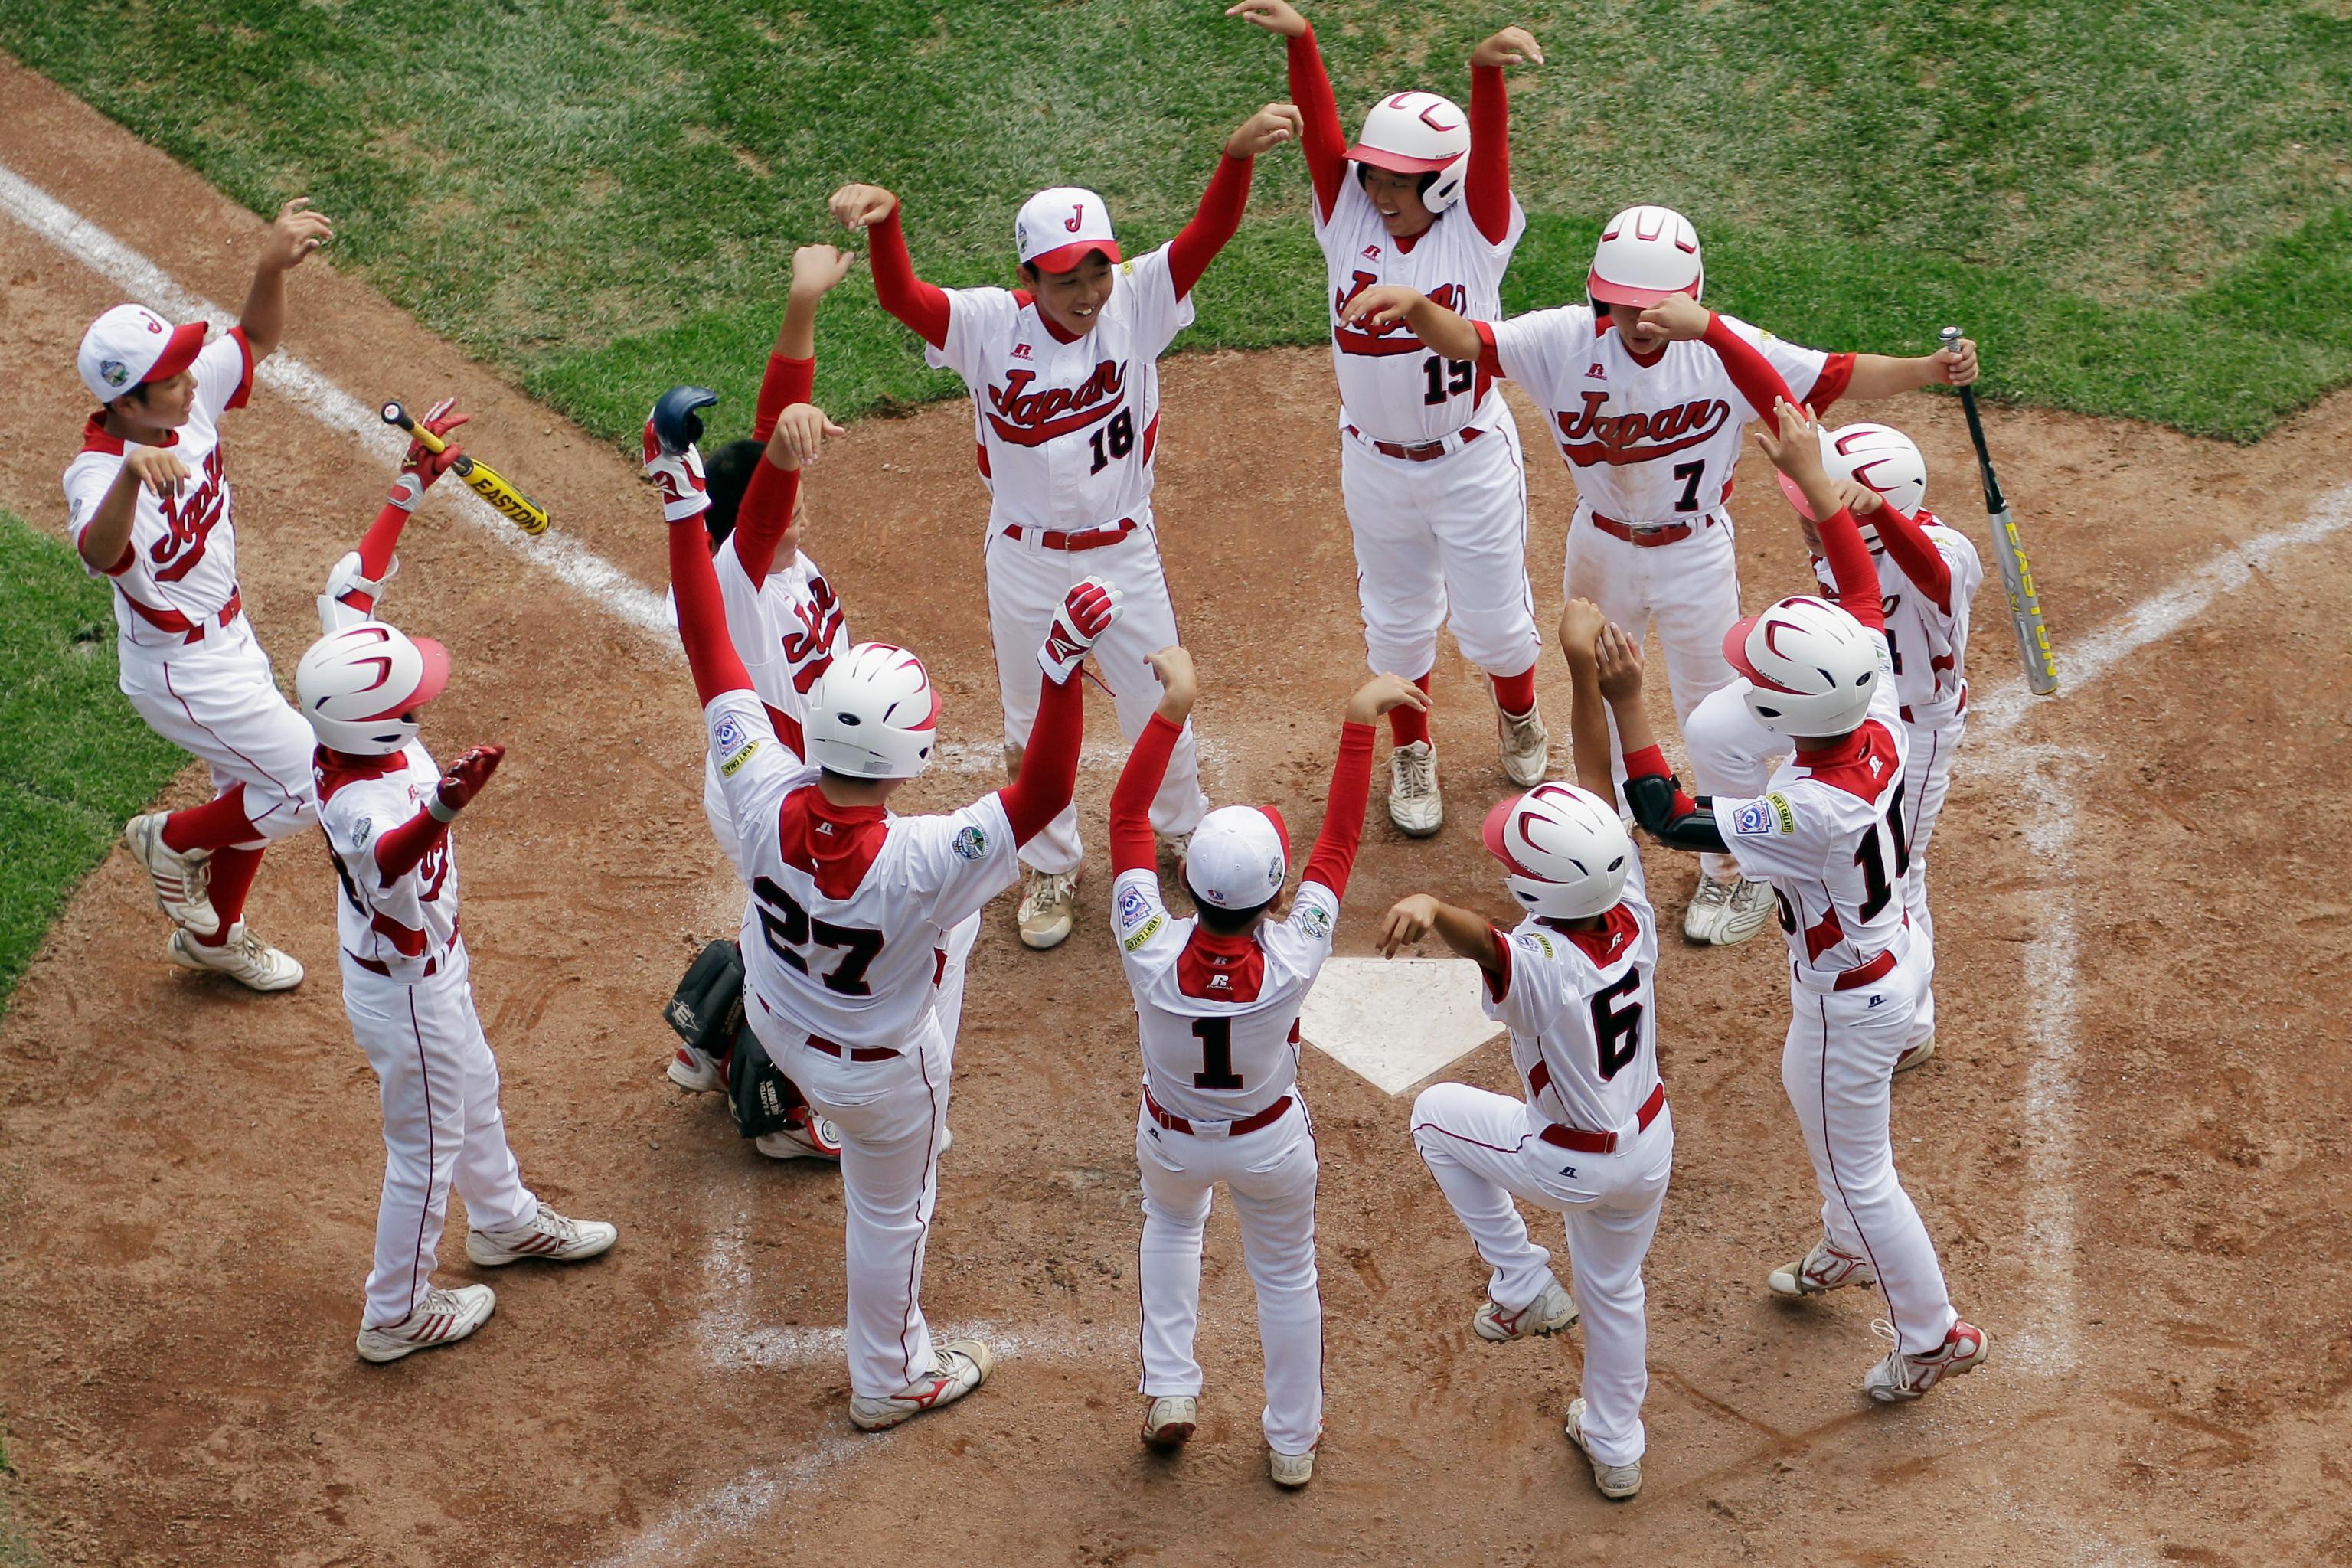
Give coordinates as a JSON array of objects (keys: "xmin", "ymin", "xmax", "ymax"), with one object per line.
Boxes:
[{"xmin": 753, "ymin": 875, "xmax": 885, "ymax": 996}]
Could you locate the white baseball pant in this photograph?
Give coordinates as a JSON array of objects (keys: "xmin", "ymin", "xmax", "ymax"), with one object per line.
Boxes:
[
  {"xmin": 1340, "ymin": 415, "xmax": 1539, "ymax": 684},
  {"xmin": 116, "ymin": 618, "xmax": 318, "ymax": 844},
  {"xmin": 1782, "ymin": 942, "xmax": 1958, "ymax": 1356},
  {"xmin": 340, "ymin": 942, "xmax": 539, "ymax": 1328},
  {"xmin": 771, "ymin": 1007, "xmax": 955, "ymax": 1400},
  {"xmin": 1134, "ymin": 1097, "xmax": 1323, "ymax": 1458},
  {"xmin": 987, "ymin": 518, "xmax": 1207, "ymax": 876},
  {"xmin": 1564, "ymin": 505, "xmax": 1756, "ymax": 883},
  {"xmin": 1410, "ymin": 1083, "xmax": 1673, "ymax": 1468}
]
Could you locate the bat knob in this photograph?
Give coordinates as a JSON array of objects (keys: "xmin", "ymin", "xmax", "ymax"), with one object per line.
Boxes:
[
  {"xmin": 1938, "ymin": 325, "xmax": 1962, "ymax": 349},
  {"xmin": 381, "ymin": 400, "xmax": 408, "ymax": 428}
]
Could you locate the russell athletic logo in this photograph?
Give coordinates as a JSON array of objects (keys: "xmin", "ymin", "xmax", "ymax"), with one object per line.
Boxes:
[
  {"xmin": 985, "ymin": 360, "xmax": 1125, "ymax": 446},
  {"xmin": 1554, "ymin": 390, "xmax": 1730, "ymax": 468}
]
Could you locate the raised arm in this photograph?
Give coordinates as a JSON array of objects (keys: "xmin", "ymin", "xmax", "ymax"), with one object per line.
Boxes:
[
  {"xmin": 1600, "ymin": 623, "xmax": 1729, "ymax": 854},
  {"xmin": 1465, "ymin": 28, "xmax": 1542, "ymax": 246},
  {"xmin": 1635, "ymin": 293, "xmax": 1802, "ymax": 418},
  {"xmin": 1301, "ymin": 674, "xmax": 1423, "ymax": 897},
  {"xmin": 732, "ymin": 400, "xmax": 843, "ymax": 586},
  {"xmin": 1230, "ymin": 4, "xmax": 1345, "ymax": 221},
  {"xmin": 372, "ymin": 745, "xmax": 503, "ymax": 884},
  {"xmin": 1112, "ymin": 648, "xmax": 1196, "ymax": 876},
  {"xmin": 1865, "ymin": 497, "xmax": 1955, "ymax": 613},
  {"xmin": 1557, "ymin": 599, "xmax": 1619, "ymax": 804},
  {"xmin": 237, "ymin": 199, "xmax": 333, "ymax": 364},
  {"xmin": 832, "ymin": 185, "xmax": 950, "ymax": 350},
  {"xmin": 319, "ymin": 400, "xmax": 470, "ymax": 632},
  {"xmin": 645, "ymin": 392, "xmax": 753, "ymax": 704},
  {"xmin": 1756, "ymin": 400, "xmax": 1881, "ymax": 630},
  {"xmin": 998, "ymin": 579, "xmax": 1122, "ymax": 845},
  {"xmin": 1168, "ymin": 105, "xmax": 1296, "ymax": 298},
  {"xmin": 1342, "ymin": 286, "xmax": 1485, "ymax": 361},
  {"xmin": 753, "ymin": 244, "xmax": 851, "ymax": 440}
]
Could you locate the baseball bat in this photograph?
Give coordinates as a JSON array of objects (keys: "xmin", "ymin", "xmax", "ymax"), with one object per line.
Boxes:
[
  {"xmin": 381, "ymin": 400, "xmax": 550, "ymax": 536},
  {"xmin": 1939, "ymin": 327, "xmax": 2057, "ymax": 696}
]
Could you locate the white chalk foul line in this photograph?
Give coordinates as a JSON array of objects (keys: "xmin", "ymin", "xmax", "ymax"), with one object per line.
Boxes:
[{"xmin": 0, "ymin": 159, "xmax": 676, "ymax": 642}]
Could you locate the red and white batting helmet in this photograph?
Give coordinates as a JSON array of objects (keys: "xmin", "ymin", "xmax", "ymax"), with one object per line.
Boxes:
[
  {"xmin": 1482, "ymin": 783, "xmax": 1633, "ymax": 921},
  {"xmin": 1775, "ymin": 421, "xmax": 1929, "ymax": 534},
  {"xmin": 1348, "ymin": 91, "xmax": 1472, "ymax": 212},
  {"xmin": 1723, "ymin": 596, "xmax": 1880, "ymax": 738},
  {"xmin": 295, "ymin": 622, "xmax": 451, "ymax": 756},
  {"xmin": 1184, "ymin": 804, "xmax": 1290, "ymax": 911},
  {"xmin": 1588, "ymin": 204, "xmax": 1704, "ymax": 308},
  {"xmin": 807, "ymin": 642, "xmax": 938, "ymax": 779}
]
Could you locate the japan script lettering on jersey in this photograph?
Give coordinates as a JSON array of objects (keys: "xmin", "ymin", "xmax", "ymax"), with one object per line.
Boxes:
[
  {"xmin": 985, "ymin": 359, "xmax": 1126, "ymax": 446},
  {"xmin": 1555, "ymin": 390, "xmax": 1730, "ymax": 468},
  {"xmin": 784, "ymin": 575, "xmax": 845, "ymax": 694},
  {"xmin": 149, "ymin": 443, "xmax": 230, "ymax": 582},
  {"xmin": 1334, "ymin": 276, "xmax": 1466, "ymax": 358}
]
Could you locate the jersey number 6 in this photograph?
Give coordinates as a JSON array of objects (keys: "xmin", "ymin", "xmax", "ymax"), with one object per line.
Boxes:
[
  {"xmin": 1589, "ymin": 971, "xmax": 1644, "ymax": 1081},
  {"xmin": 752, "ymin": 875, "xmax": 885, "ymax": 996}
]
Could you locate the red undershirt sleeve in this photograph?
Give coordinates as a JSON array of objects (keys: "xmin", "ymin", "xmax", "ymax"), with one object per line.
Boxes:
[
  {"xmin": 730, "ymin": 459, "xmax": 802, "ymax": 586},
  {"xmin": 1621, "ymin": 743, "xmax": 1700, "ymax": 817},
  {"xmin": 1289, "ymin": 27, "xmax": 1348, "ymax": 224},
  {"xmin": 345, "ymin": 499, "xmax": 412, "ymax": 612},
  {"xmin": 1870, "ymin": 502, "xmax": 1953, "ymax": 612},
  {"xmin": 1472, "ymin": 318, "xmax": 1506, "ymax": 379},
  {"xmin": 668, "ymin": 511, "xmax": 753, "ymax": 705},
  {"xmin": 1466, "ymin": 64, "xmax": 1512, "ymax": 245},
  {"xmin": 997, "ymin": 669, "xmax": 1083, "ymax": 846},
  {"xmin": 867, "ymin": 206, "xmax": 952, "ymax": 350},
  {"xmin": 753, "ymin": 354, "xmax": 816, "ymax": 444},
  {"xmin": 1167, "ymin": 153, "xmax": 1253, "ymax": 299},
  {"xmin": 1701, "ymin": 313, "xmax": 1799, "ymax": 420},
  {"xmin": 1806, "ymin": 352, "xmax": 1857, "ymax": 414},
  {"xmin": 1816, "ymin": 507, "xmax": 1885, "ymax": 631},
  {"xmin": 1300, "ymin": 720, "xmax": 1377, "ymax": 897},
  {"xmin": 1110, "ymin": 712, "xmax": 1182, "ymax": 875},
  {"xmin": 371, "ymin": 806, "xmax": 448, "ymax": 884}
]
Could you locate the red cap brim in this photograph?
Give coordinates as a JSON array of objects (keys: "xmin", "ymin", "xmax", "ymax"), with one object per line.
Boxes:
[
  {"xmin": 1024, "ymin": 240, "xmax": 1121, "ymax": 275},
  {"xmin": 1585, "ymin": 271, "xmax": 1697, "ymax": 309},
  {"xmin": 1481, "ymin": 797, "xmax": 1534, "ymax": 876},
  {"xmin": 1721, "ymin": 616, "xmax": 1765, "ymax": 684},
  {"xmin": 409, "ymin": 636, "xmax": 452, "ymax": 710},
  {"xmin": 1775, "ymin": 469, "xmax": 1818, "ymax": 521},
  {"xmin": 1345, "ymin": 143, "xmax": 1459, "ymax": 175},
  {"xmin": 145, "ymin": 320, "xmax": 207, "ymax": 385}
]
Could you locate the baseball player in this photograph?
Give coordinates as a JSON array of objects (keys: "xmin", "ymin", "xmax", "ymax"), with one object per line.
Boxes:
[
  {"xmin": 1380, "ymin": 601, "xmax": 1670, "ymax": 1501},
  {"xmin": 298, "ymin": 408, "xmax": 617, "ymax": 1362},
  {"xmin": 830, "ymin": 100, "xmax": 1301, "ymax": 951},
  {"xmin": 1231, "ymin": 1, "xmax": 1549, "ymax": 837},
  {"xmin": 66, "ymin": 199, "xmax": 334, "ymax": 991},
  {"xmin": 648, "ymin": 387, "xmax": 1119, "ymax": 1431},
  {"xmin": 1111, "ymin": 646, "xmax": 1422, "ymax": 1489},
  {"xmin": 1603, "ymin": 374, "xmax": 1988, "ymax": 1400},
  {"xmin": 1341, "ymin": 217, "xmax": 1978, "ymax": 949},
  {"xmin": 1681, "ymin": 419, "xmax": 1981, "ymax": 1073}
]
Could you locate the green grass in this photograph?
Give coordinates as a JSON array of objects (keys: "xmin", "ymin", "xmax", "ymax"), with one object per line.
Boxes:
[
  {"xmin": 0, "ymin": 514, "xmax": 185, "ymax": 1012},
  {"xmin": 1, "ymin": 0, "xmax": 2346, "ymax": 443}
]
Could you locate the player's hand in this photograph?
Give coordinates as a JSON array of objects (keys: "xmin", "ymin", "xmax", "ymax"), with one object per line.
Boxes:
[
  {"xmin": 1145, "ymin": 646, "xmax": 1198, "ymax": 720},
  {"xmin": 260, "ymin": 198, "xmax": 333, "ymax": 272},
  {"xmin": 1341, "ymin": 284, "xmax": 1423, "ymax": 329},
  {"xmin": 122, "ymin": 443, "xmax": 191, "ymax": 498},
  {"xmin": 1594, "ymin": 622, "xmax": 1645, "ymax": 703},
  {"xmin": 1039, "ymin": 576, "xmax": 1122, "ymax": 684},
  {"xmin": 1227, "ymin": 102, "xmax": 1304, "ymax": 158},
  {"xmin": 829, "ymin": 184, "xmax": 899, "ymax": 232},
  {"xmin": 1932, "ymin": 335, "xmax": 1979, "ymax": 388},
  {"xmin": 1558, "ymin": 597, "xmax": 1607, "ymax": 665},
  {"xmin": 432, "ymin": 744, "xmax": 506, "ymax": 819},
  {"xmin": 1226, "ymin": 1, "xmax": 1308, "ymax": 40},
  {"xmin": 1753, "ymin": 398, "xmax": 1826, "ymax": 480},
  {"xmin": 1375, "ymin": 894, "xmax": 1442, "ymax": 957},
  {"xmin": 1833, "ymin": 477, "xmax": 1885, "ymax": 516},
  {"xmin": 1470, "ymin": 26, "xmax": 1544, "ymax": 68},
  {"xmin": 769, "ymin": 402, "xmax": 845, "ymax": 470},
  {"xmin": 391, "ymin": 396, "xmax": 470, "ymax": 506},
  {"xmin": 1346, "ymin": 672, "xmax": 1428, "ymax": 725},
  {"xmin": 790, "ymin": 243, "xmax": 857, "ymax": 299},
  {"xmin": 1635, "ymin": 292, "xmax": 1710, "ymax": 342},
  {"xmin": 642, "ymin": 410, "xmax": 710, "ymax": 521}
]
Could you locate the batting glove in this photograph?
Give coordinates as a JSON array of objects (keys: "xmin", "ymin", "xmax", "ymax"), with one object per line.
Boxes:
[
  {"xmin": 1037, "ymin": 576, "xmax": 1122, "ymax": 683},
  {"xmin": 428, "ymin": 744, "xmax": 506, "ymax": 822},
  {"xmin": 316, "ymin": 549, "xmax": 395, "ymax": 633},
  {"xmin": 642, "ymin": 419, "xmax": 710, "ymax": 521},
  {"xmin": 389, "ymin": 397, "xmax": 470, "ymax": 510}
]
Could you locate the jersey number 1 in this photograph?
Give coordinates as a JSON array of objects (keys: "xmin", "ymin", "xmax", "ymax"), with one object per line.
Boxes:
[{"xmin": 1191, "ymin": 1017, "xmax": 1243, "ymax": 1090}]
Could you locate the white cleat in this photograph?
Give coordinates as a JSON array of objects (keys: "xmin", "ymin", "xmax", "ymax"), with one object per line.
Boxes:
[
  {"xmin": 356, "ymin": 1284, "xmax": 496, "ymax": 1364},
  {"xmin": 1682, "ymin": 874, "xmax": 1733, "ymax": 944},
  {"xmin": 126, "ymin": 813, "xmax": 217, "ymax": 936},
  {"xmin": 1893, "ymin": 1034, "xmax": 1936, "ymax": 1074},
  {"xmin": 755, "ymin": 1113, "xmax": 843, "ymax": 1162},
  {"xmin": 466, "ymin": 1206, "xmax": 619, "ymax": 1266},
  {"xmin": 1474, "ymin": 1279, "xmax": 1579, "ymax": 1342},
  {"xmin": 1768, "ymin": 1235, "xmax": 1879, "ymax": 1298},
  {"xmin": 1714, "ymin": 877, "xmax": 1777, "ymax": 946},
  {"xmin": 1017, "ymin": 868, "xmax": 1078, "ymax": 950},
  {"xmin": 1864, "ymin": 1318, "xmax": 1989, "ymax": 1403},
  {"xmin": 1564, "ymin": 1397, "xmax": 1642, "ymax": 1499},
  {"xmin": 1269, "ymin": 1447, "xmax": 1316, "ymax": 1489},
  {"xmin": 1141, "ymin": 1394, "xmax": 1197, "ymax": 1449},
  {"xmin": 1498, "ymin": 704, "xmax": 1550, "ymax": 788},
  {"xmin": 849, "ymin": 1339, "xmax": 993, "ymax": 1431},
  {"xmin": 1387, "ymin": 740, "xmax": 1443, "ymax": 838},
  {"xmin": 667, "ymin": 1044, "xmax": 727, "ymax": 1093},
  {"xmin": 168, "ymin": 923, "xmax": 302, "ymax": 991}
]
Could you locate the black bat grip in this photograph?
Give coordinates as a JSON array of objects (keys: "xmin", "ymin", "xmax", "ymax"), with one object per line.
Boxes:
[{"xmin": 1939, "ymin": 327, "xmax": 2007, "ymax": 516}]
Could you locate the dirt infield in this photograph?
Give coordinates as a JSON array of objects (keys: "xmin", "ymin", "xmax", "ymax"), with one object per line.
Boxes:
[{"xmin": 5, "ymin": 56, "xmax": 2352, "ymax": 1568}]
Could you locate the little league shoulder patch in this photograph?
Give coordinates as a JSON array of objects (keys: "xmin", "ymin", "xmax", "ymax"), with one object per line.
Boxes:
[
  {"xmin": 1733, "ymin": 794, "xmax": 1798, "ymax": 836},
  {"xmin": 1116, "ymin": 884, "xmax": 1151, "ymax": 929},
  {"xmin": 714, "ymin": 714, "xmax": 747, "ymax": 753},
  {"xmin": 720, "ymin": 738, "xmax": 760, "ymax": 777},
  {"xmin": 1297, "ymin": 903, "xmax": 1332, "ymax": 941},
  {"xmin": 1122, "ymin": 913, "xmax": 1164, "ymax": 952},
  {"xmin": 952, "ymin": 825, "xmax": 989, "ymax": 861}
]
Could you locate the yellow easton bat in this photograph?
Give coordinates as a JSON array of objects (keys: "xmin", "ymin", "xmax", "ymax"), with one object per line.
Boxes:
[
  {"xmin": 1939, "ymin": 327, "xmax": 2056, "ymax": 696},
  {"xmin": 381, "ymin": 400, "xmax": 550, "ymax": 536}
]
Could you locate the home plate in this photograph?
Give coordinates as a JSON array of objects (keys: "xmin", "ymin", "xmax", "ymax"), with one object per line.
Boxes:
[{"xmin": 1298, "ymin": 958, "xmax": 1504, "ymax": 1096}]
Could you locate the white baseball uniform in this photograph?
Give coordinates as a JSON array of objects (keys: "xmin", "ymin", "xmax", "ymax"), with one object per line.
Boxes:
[
  {"xmin": 1476, "ymin": 309, "xmax": 1853, "ymax": 874},
  {"xmin": 704, "ymin": 689, "xmax": 1023, "ymax": 1399},
  {"xmin": 318, "ymin": 744, "xmax": 539, "ymax": 1329},
  {"xmin": 1704, "ymin": 624, "xmax": 1960, "ymax": 1357},
  {"xmin": 1682, "ymin": 514, "xmax": 1982, "ymax": 1050},
  {"xmin": 63, "ymin": 328, "xmax": 316, "ymax": 844},
  {"xmin": 925, "ymin": 243, "xmax": 1209, "ymax": 874},
  {"xmin": 1319, "ymin": 179, "xmax": 1537, "ymax": 685},
  {"xmin": 1410, "ymin": 887, "xmax": 1674, "ymax": 1470}
]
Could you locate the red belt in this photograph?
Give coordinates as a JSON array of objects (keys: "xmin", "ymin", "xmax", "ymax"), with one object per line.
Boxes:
[
  {"xmin": 346, "ymin": 946, "xmax": 441, "ymax": 978},
  {"xmin": 124, "ymin": 586, "xmax": 242, "ymax": 643},
  {"xmin": 1589, "ymin": 514, "xmax": 1692, "ymax": 548},
  {"xmin": 1538, "ymin": 1081, "xmax": 1666, "ymax": 1155},
  {"xmin": 1001, "ymin": 518, "xmax": 1137, "ymax": 552},
  {"xmin": 803, "ymin": 1034, "xmax": 900, "ymax": 1063},
  {"xmin": 1145, "ymin": 1088, "xmax": 1292, "ymax": 1137},
  {"xmin": 1348, "ymin": 423, "xmax": 1483, "ymax": 463},
  {"xmin": 1832, "ymin": 949, "xmax": 1899, "ymax": 991}
]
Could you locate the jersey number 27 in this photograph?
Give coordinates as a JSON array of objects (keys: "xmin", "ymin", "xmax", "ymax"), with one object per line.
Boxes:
[{"xmin": 752, "ymin": 875, "xmax": 884, "ymax": 996}]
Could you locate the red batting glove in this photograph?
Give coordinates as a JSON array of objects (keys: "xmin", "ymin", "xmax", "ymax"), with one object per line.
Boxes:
[
  {"xmin": 427, "ymin": 744, "xmax": 506, "ymax": 822},
  {"xmin": 1037, "ymin": 575, "xmax": 1122, "ymax": 682},
  {"xmin": 389, "ymin": 397, "xmax": 472, "ymax": 509}
]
